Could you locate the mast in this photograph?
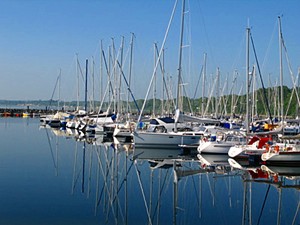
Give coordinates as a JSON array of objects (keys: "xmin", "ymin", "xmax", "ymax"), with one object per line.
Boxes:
[
  {"xmin": 230, "ymin": 70, "xmax": 238, "ymax": 119},
  {"xmin": 108, "ymin": 45, "xmax": 112, "ymax": 109},
  {"xmin": 161, "ymin": 48, "xmax": 165, "ymax": 116},
  {"xmin": 278, "ymin": 16, "xmax": 284, "ymax": 123},
  {"xmin": 252, "ymin": 65, "xmax": 256, "ymax": 123},
  {"xmin": 154, "ymin": 43, "xmax": 166, "ymax": 116},
  {"xmin": 201, "ymin": 53, "xmax": 207, "ymax": 117},
  {"xmin": 215, "ymin": 67, "xmax": 220, "ymax": 118},
  {"xmin": 119, "ymin": 36, "xmax": 124, "ymax": 115},
  {"xmin": 85, "ymin": 59, "xmax": 88, "ymax": 112},
  {"xmin": 127, "ymin": 33, "xmax": 134, "ymax": 117},
  {"xmin": 175, "ymin": 0, "xmax": 185, "ymax": 112},
  {"xmin": 100, "ymin": 40, "xmax": 104, "ymax": 111},
  {"xmin": 153, "ymin": 43, "xmax": 157, "ymax": 117},
  {"xmin": 76, "ymin": 54, "xmax": 80, "ymax": 111},
  {"xmin": 174, "ymin": 0, "xmax": 185, "ymax": 132},
  {"xmin": 246, "ymin": 27, "xmax": 250, "ymax": 134},
  {"xmin": 92, "ymin": 57, "xmax": 95, "ymax": 112},
  {"xmin": 58, "ymin": 68, "xmax": 61, "ymax": 111},
  {"xmin": 111, "ymin": 38, "xmax": 117, "ymax": 114}
]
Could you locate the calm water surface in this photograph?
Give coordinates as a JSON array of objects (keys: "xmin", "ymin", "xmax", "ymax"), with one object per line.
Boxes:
[{"xmin": 0, "ymin": 117, "xmax": 300, "ymax": 225}]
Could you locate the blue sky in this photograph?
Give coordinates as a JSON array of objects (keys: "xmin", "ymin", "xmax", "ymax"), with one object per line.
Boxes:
[{"xmin": 0, "ymin": 0, "xmax": 299, "ymax": 102}]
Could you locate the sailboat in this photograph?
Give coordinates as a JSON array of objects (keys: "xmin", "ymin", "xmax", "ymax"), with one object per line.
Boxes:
[
  {"xmin": 261, "ymin": 143, "xmax": 300, "ymax": 164},
  {"xmin": 133, "ymin": 0, "xmax": 202, "ymax": 148},
  {"xmin": 260, "ymin": 17, "xmax": 300, "ymax": 165},
  {"xmin": 227, "ymin": 27, "xmax": 267, "ymax": 159},
  {"xmin": 228, "ymin": 23, "xmax": 284, "ymax": 159}
]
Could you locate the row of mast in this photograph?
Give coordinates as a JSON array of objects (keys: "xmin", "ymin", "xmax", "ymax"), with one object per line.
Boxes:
[{"xmin": 51, "ymin": 5, "xmax": 294, "ymax": 125}]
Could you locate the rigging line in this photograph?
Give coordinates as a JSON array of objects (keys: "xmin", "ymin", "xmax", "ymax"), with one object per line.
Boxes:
[
  {"xmin": 137, "ymin": 0, "xmax": 179, "ymax": 125},
  {"xmin": 217, "ymin": 77, "xmax": 228, "ymax": 115},
  {"xmin": 154, "ymin": 44, "xmax": 175, "ymax": 111},
  {"xmin": 192, "ymin": 65, "xmax": 203, "ymax": 99},
  {"xmin": 180, "ymin": 77, "xmax": 194, "ymax": 113},
  {"xmin": 48, "ymin": 73, "xmax": 60, "ymax": 109},
  {"xmin": 134, "ymin": 163, "xmax": 153, "ymax": 225},
  {"xmin": 190, "ymin": 170, "xmax": 200, "ymax": 208},
  {"xmin": 222, "ymin": 76, "xmax": 235, "ymax": 114},
  {"xmin": 106, "ymin": 163, "xmax": 126, "ymax": 225},
  {"xmin": 204, "ymin": 71, "xmax": 218, "ymax": 116},
  {"xmin": 234, "ymin": 85, "xmax": 244, "ymax": 115},
  {"xmin": 45, "ymin": 128, "xmax": 57, "ymax": 169},
  {"xmin": 95, "ymin": 151, "xmax": 106, "ymax": 207},
  {"xmin": 97, "ymin": 49, "xmax": 116, "ymax": 113},
  {"xmin": 281, "ymin": 39, "xmax": 300, "ymax": 110},
  {"xmin": 102, "ymin": 48, "xmax": 115, "ymax": 97},
  {"xmin": 94, "ymin": 156, "xmax": 101, "ymax": 216},
  {"xmin": 112, "ymin": 159, "xmax": 135, "ymax": 202},
  {"xmin": 256, "ymin": 184, "xmax": 271, "ymax": 225},
  {"xmin": 116, "ymin": 60, "xmax": 140, "ymax": 114},
  {"xmin": 94, "ymin": 148, "xmax": 118, "ymax": 224},
  {"xmin": 71, "ymin": 142, "xmax": 79, "ymax": 195},
  {"xmin": 151, "ymin": 167, "xmax": 171, "ymax": 220},
  {"xmin": 230, "ymin": 32, "xmax": 245, "ymax": 72},
  {"xmin": 72, "ymin": 160, "xmax": 83, "ymax": 192},
  {"xmin": 292, "ymin": 197, "xmax": 300, "ymax": 225},
  {"xmin": 250, "ymin": 32, "xmax": 273, "ymax": 124},
  {"xmin": 261, "ymin": 19, "xmax": 277, "ymax": 70},
  {"xmin": 256, "ymin": 81, "xmax": 269, "ymax": 116},
  {"xmin": 87, "ymin": 148, "xmax": 93, "ymax": 198},
  {"xmin": 285, "ymin": 80, "xmax": 297, "ymax": 118},
  {"xmin": 194, "ymin": 0, "xmax": 216, "ymax": 68},
  {"xmin": 77, "ymin": 57, "xmax": 85, "ymax": 84},
  {"xmin": 205, "ymin": 172, "xmax": 215, "ymax": 205},
  {"xmin": 225, "ymin": 73, "xmax": 237, "ymax": 115}
]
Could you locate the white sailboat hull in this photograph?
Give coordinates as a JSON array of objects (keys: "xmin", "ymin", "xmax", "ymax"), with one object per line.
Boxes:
[
  {"xmin": 198, "ymin": 141, "xmax": 234, "ymax": 154},
  {"xmin": 261, "ymin": 151, "xmax": 300, "ymax": 164},
  {"xmin": 133, "ymin": 131, "xmax": 201, "ymax": 148},
  {"xmin": 228, "ymin": 145, "xmax": 265, "ymax": 158}
]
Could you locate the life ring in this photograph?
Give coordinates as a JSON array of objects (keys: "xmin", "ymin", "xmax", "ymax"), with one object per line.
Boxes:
[{"xmin": 274, "ymin": 145, "xmax": 279, "ymax": 153}]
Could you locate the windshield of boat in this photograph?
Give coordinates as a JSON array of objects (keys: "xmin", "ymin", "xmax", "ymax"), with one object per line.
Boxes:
[
  {"xmin": 198, "ymin": 126, "xmax": 206, "ymax": 132},
  {"xmin": 226, "ymin": 136, "xmax": 246, "ymax": 142},
  {"xmin": 147, "ymin": 125, "xmax": 156, "ymax": 132}
]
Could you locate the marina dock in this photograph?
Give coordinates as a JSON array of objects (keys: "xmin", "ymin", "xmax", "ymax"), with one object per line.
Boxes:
[{"xmin": 0, "ymin": 108, "xmax": 65, "ymax": 117}]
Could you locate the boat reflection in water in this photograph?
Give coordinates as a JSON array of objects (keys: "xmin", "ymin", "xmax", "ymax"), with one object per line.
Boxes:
[{"xmin": 40, "ymin": 124, "xmax": 300, "ymax": 225}]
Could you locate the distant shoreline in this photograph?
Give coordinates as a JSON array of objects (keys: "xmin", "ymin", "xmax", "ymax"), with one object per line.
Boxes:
[{"xmin": 0, "ymin": 107, "xmax": 66, "ymax": 117}]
